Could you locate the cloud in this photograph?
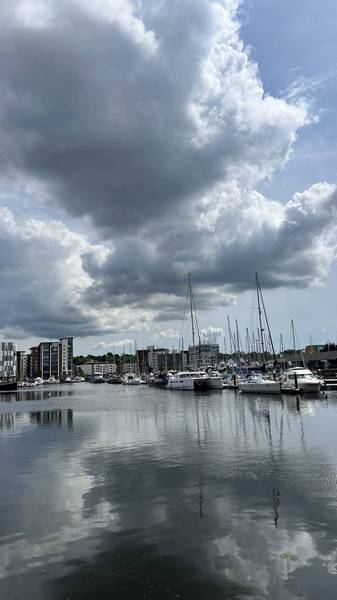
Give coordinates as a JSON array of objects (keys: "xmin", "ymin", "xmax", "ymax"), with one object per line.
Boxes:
[
  {"xmin": 201, "ymin": 327, "xmax": 224, "ymax": 341},
  {"xmin": 93, "ymin": 338, "xmax": 135, "ymax": 350},
  {"xmin": 0, "ymin": 0, "xmax": 307, "ymax": 235},
  {"xmin": 0, "ymin": 204, "xmax": 155, "ymax": 338},
  {"xmin": 153, "ymin": 328, "xmax": 180, "ymax": 341},
  {"xmin": 0, "ymin": 0, "xmax": 336, "ymax": 339},
  {"xmin": 281, "ymin": 61, "xmax": 337, "ymax": 100},
  {"xmin": 83, "ymin": 182, "xmax": 337, "ymax": 315}
]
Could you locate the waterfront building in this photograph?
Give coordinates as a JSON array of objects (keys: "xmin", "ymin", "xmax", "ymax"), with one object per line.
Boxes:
[
  {"xmin": 40, "ymin": 342, "xmax": 52, "ymax": 380},
  {"xmin": 50, "ymin": 342, "xmax": 60, "ymax": 378},
  {"xmin": 81, "ymin": 362, "xmax": 117, "ymax": 378},
  {"xmin": 122, "ymin": 362, "xmax": 137, "ymax": 374},
  {"xmin": 147, "ymin": 346, "xmax": 169, "ymax": 372},
  {"xmin": 59, "ymin": 337, "xmax": 74, "ymax": 379},
  {"xmin": 38, "ymin": 342, "xmax": 61, "ymax": 380},
  {"xmin": 0, "ymin": 342, "xmax": 17, "ymax": 380},
  {"xmin": 281, "ymin": 350, "xmax": 337, "ymax": 371},
  {"xmin": 27, "ymin": 337, "xmax": 74, "ymax": 380},
  {"xmin": 16, "ymin": 350, "xmax": 31, "ymax": 382},
  {"xmin": 30, "ymin": 346, "xmax": 40, "ymax": 379},
  {"xmin": 188, "ymin": 343, "xmax": 219, "ymax": 368},
  {"xmin": 136, "ymin": 348, "xmax": 149, "ymax": 373},
  {"xmin": 166, "ymin": 349, "xmax": 188, "ymax": 371},
  {"xmin": 136, "ymin": 347, "xmax": 188, "ymax": 373}
]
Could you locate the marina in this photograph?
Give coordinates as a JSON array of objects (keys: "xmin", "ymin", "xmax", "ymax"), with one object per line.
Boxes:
[
  {"xmin": 1, "ymin": 1, "xmax": 336, "ymax": 599},
  {"xmin": 1, "ymin": 383, "xmax": 337, "ymax": 600}
]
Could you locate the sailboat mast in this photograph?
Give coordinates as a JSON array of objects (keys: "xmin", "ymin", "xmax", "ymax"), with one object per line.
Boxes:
[
  {"xmin": 256, "ymin": 273, "xmax": 265, "ymax": 364},
  {"xmin": 235, "ymin": 319, "xmax": 240, "ymax": 367},
  {"xmin": 291, "ymin": 319, "xmax": 296, "ymax": 355},
  {"xmin": 227, "ymin": 316, "xmax": 233, "ymax": 356},
  {"xmin": 188, "ymin": 273, "xmax": 197, "ymax": 371},
  {"xmin": 256, "ymin": 273, "xmax": 277, "ymax": 363}
]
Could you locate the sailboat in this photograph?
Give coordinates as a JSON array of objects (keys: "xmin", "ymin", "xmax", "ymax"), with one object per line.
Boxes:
[
  {"xmin": 239, "ymin": 273, "xmax": 281, "ymax": 394},
  {"xmin": 166, "ymin": 274, "xmax": 223, "ymax": 391},
  {"xmin": 279, "ymin": 320, "xmax": 321, "ymax": 393}
]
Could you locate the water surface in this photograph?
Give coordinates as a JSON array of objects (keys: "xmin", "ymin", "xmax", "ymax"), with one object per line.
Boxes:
[{"xmin": 1, "ymin": 383, "xmax": 337, "ymax": 599}]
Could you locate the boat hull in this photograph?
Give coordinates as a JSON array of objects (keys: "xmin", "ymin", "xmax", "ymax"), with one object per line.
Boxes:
[
  {"xmin": 207, "ymin": 376, "xmax": 224, "ymax": 389},
  {"xmin": 298, "ymin": 381, "xmax": 321, "ymax": 393},
  {"xmin": 239, "ymin": 382, "xmax": 281, "ymax": 394},
  {"xmin": 167, "ymin": 377, "xmax": 209, "ymax": 390},
  {"xmin": 0, "ymin": 381, "xmax": 17, "ymax": 392}
]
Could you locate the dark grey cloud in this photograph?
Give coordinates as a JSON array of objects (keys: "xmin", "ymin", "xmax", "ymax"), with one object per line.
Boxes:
[
  {"xmin": 82, "ymin": 183, "xmax": 337, "ymax": 315},
  {"xmin": 0, "ymin": 0, "xmax": 306, "ymax": 234},
  {"xmin": 0, "ymin": 0, "xmax": 336, "ymax": 338}
]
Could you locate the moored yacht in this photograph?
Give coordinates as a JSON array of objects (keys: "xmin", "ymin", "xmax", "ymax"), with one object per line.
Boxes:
[
  {"xmin": 239, "ymin": 373, "xmax": 281, "ymax": 394},
  {"xmin": 43, "ymin": 376, "xmax": 60, "ymax": 384},
  {"xmin": 123, "ymin": 373, "xmax": 142, "ymax": 385},
  {"xmin": 204, "ymin": 370, "xmax": 224, "ymax": 389},
  {"xmin": 166, "ymin": 371, "xmax": 210, "ymax": 390},
  {"xmin": 280, "ymin": 367, "xmax": 321, "ymax": 393}
]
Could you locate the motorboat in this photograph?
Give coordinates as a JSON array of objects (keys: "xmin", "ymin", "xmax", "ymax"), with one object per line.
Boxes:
[
  {"xmin": 107, "ymin": 375, "xmax": 123, "ymax": 384},
  {"xmin": 123, "ymin": 374, "xmax": 142, "ymax": 385},
  {"xmin": 91, "ymin": 375, "xmax": 105, "ymax": 383},
  {"xmin": 18, "ymin": 380, "xmax": 37, "ymax": 388},
  {"xmin": 205, "ymin": 370, "xmax": 224, "ymax": 389},
  {"xmin": 166, "ymin": 371, "xmax": 211, "ymax": 391},
  {"xmin": 43, "ymin": 376, "xmax": 60, "ymax": 384},
  {"xmin": 148, "ymin": 372, "xmax": 168, "ymax": 388},
  {"xmin": 239, "ymin": 373, "xmax": 281, "ymax": 394},
  {"xmin": 280, "ymin": 367, "xmax": 321, "ymax": 393},
  {"xmin": 222, "ymin": 372, "xmax": 242, "ymax": 389}
]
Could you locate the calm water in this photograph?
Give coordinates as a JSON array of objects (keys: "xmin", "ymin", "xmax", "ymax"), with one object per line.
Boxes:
[{"xmin": 1, "ymin": 384, "xmax": 337, "ymax": 600}]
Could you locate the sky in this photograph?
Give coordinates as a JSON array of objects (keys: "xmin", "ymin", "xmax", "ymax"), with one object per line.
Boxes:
[{"xmin": 0, "ymin": 0, "xmax": 337, "ymax": 355}]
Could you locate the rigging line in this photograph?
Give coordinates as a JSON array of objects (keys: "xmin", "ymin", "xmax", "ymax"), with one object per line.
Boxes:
[
  {"xmin": 256, "ymin": 273, "xmax": 265, "ymax": 364},
  {"xmin": 295, "ymin": 326, "xmax": 306, "ymax": 367},
  {"xmin": 192, "ymin": 288, "xmax": 201, "ymax": 345},
  {"xmin": 256, "ymin": 273, "xmax": 277, "ymax": 362},
  {"xmin": 179, "ymin": 284, "xmax": 190, "ymax": 340}
]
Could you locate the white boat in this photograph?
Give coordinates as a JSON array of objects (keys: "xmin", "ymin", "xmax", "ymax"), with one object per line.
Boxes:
[
  {"xmin": 239, "ymin": 373, "xmax": 281, "ymax": 394},
  {"xmin": 91, "ymin": 375, "xmax": 105, "ymax": 383},
  {"xmin": 205, "ymin": 371, "xmax": 224, "ymax": 389},
  {"xmin": 166, "ymin": 371, "xmax": 211, "ymax": 390},
  {"xmin": 280, "ymin": 367, "xmax": 321, "ymax": 393},
  {"xmin": 123, "ymin": 374, "xmax": 142, "ymax": 385},
  {"xmin": 19, "ymin": 381, "xmax": 37, "ymax": 388},
  {"xmin": 43, "ymin": 376, "xmax": 60, "ymax": 385}
]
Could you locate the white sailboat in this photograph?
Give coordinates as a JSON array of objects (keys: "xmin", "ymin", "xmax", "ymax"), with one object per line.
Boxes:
[
  {"xmin": 239, "ymin": 373, "xmax": 281, "ymax": 394},
  {"xmin": 166, "ymin": 274, "xmax": 223, "ymax": 391},
  {"xmin": 280, "ymin": 321, "xmax": 321, "ymax": 393}
]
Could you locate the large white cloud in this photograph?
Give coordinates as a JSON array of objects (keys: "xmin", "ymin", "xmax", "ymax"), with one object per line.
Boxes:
[
  {"xmin": 0, "ymin": 0, "xmax": 336, "ymax": 338},
  {"xmin": 0, "ymin": 204, "xmax": 154, "ymax": 337}
]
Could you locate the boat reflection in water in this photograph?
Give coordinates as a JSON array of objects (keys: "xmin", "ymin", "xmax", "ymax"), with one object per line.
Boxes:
[
  {"xmin": 0, "ymin": 409, "xmax": 73, "ymax": 430},
  {"xmin": 0, "ymin": 384, "xmax": 337, "ymax": 600},
  {"xmin": 30, "ymin": 409, "xmax": 73, "ymax": 429}
]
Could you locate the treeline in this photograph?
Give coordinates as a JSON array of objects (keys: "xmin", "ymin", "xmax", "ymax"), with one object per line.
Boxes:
[
  {"xmin": 320, "ymin": 344, "xmax": 337, "ymax": 352},
  {"xmin": 74, "ymin": 353, "xmax": 135, "ymax": 366}
]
